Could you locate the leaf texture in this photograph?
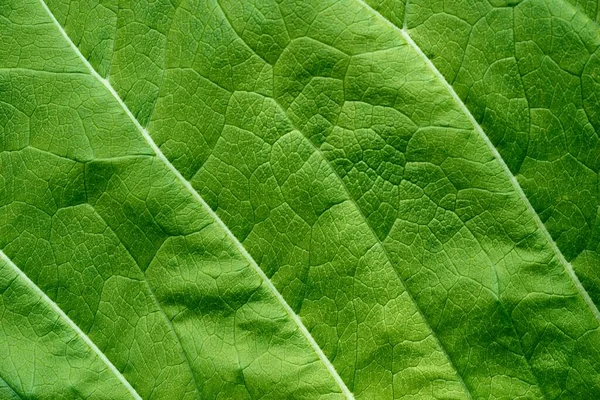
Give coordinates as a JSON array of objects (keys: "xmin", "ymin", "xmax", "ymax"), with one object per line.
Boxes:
[{"xmin": 1, "ymin": 0, "xmax": 600, "ymax": 399}]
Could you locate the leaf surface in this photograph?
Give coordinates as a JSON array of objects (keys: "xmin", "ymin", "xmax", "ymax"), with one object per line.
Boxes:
[{"xmin": 1, "ymin": 0, "xmax": 600, "ymax": 398}]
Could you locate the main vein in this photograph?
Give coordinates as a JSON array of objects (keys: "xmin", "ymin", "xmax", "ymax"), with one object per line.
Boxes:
[
  {"xmin": 356, "ymin": 0, "xmax": 600, "ymax": 324},
  {"xmin": 0, "ymin": 250, "xmax": 142, "ymax": 400},
  {"xmin": 36, "ymin": 0, "xmax": 353, "ymax": 397}
]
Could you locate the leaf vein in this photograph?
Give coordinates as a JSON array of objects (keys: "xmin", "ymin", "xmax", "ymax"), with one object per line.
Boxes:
[
  {"xmin": 0, "ymin": 250, "xmax": 142, "ymax": 400},
  {"xmin": 36, "ymin": 0, "xmax": 353, "ymax": 397}
]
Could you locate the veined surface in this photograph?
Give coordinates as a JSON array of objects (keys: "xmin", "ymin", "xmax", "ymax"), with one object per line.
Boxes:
[{"xmin": 1, "ymin": 0, "xmax": 599, "ymax": 398}]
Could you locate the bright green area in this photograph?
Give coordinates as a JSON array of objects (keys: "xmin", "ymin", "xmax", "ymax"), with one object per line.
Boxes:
[{"xmin": 1, "ymin": 0, "xmax": 600, "ymax": 398}]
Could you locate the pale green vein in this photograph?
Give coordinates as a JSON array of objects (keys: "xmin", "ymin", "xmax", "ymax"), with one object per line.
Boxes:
[
  {"xmin": 355, "ymin": 0, "xmax": 600, "ymax": 325},
  {"xmin": 35, "ymin": 0, "xmax": 353, "ymax": 397},
  {"xmin": 0, "ymin": 250, "xmax": 142, "ymax": 400}
]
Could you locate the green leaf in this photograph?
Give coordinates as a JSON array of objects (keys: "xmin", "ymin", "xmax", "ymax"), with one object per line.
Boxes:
[{"xmin": 1, "ymin": 0, "xmax": 599, "ymax": 398}]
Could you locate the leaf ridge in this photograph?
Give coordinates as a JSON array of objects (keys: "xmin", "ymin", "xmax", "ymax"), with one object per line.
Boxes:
[
  {"xmin": 356, "ymin": 0, "xmax": 600, "ymax": 324},
  {"xmin": 0, "ymin": 250, "xmax": 142, "ymax": 400},
  {"xmin": 35, "ymin": 0, "xmax": 353, "ymax": 397}
]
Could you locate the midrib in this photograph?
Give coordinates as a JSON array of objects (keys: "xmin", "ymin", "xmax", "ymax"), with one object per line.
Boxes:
[
  {"xmin": 0, "ymin": 250, "xmax": 142, "ymax": 400},
  {"xmin": 35, "ymin": 0, "xmax": 353, "ymax": 398}
]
